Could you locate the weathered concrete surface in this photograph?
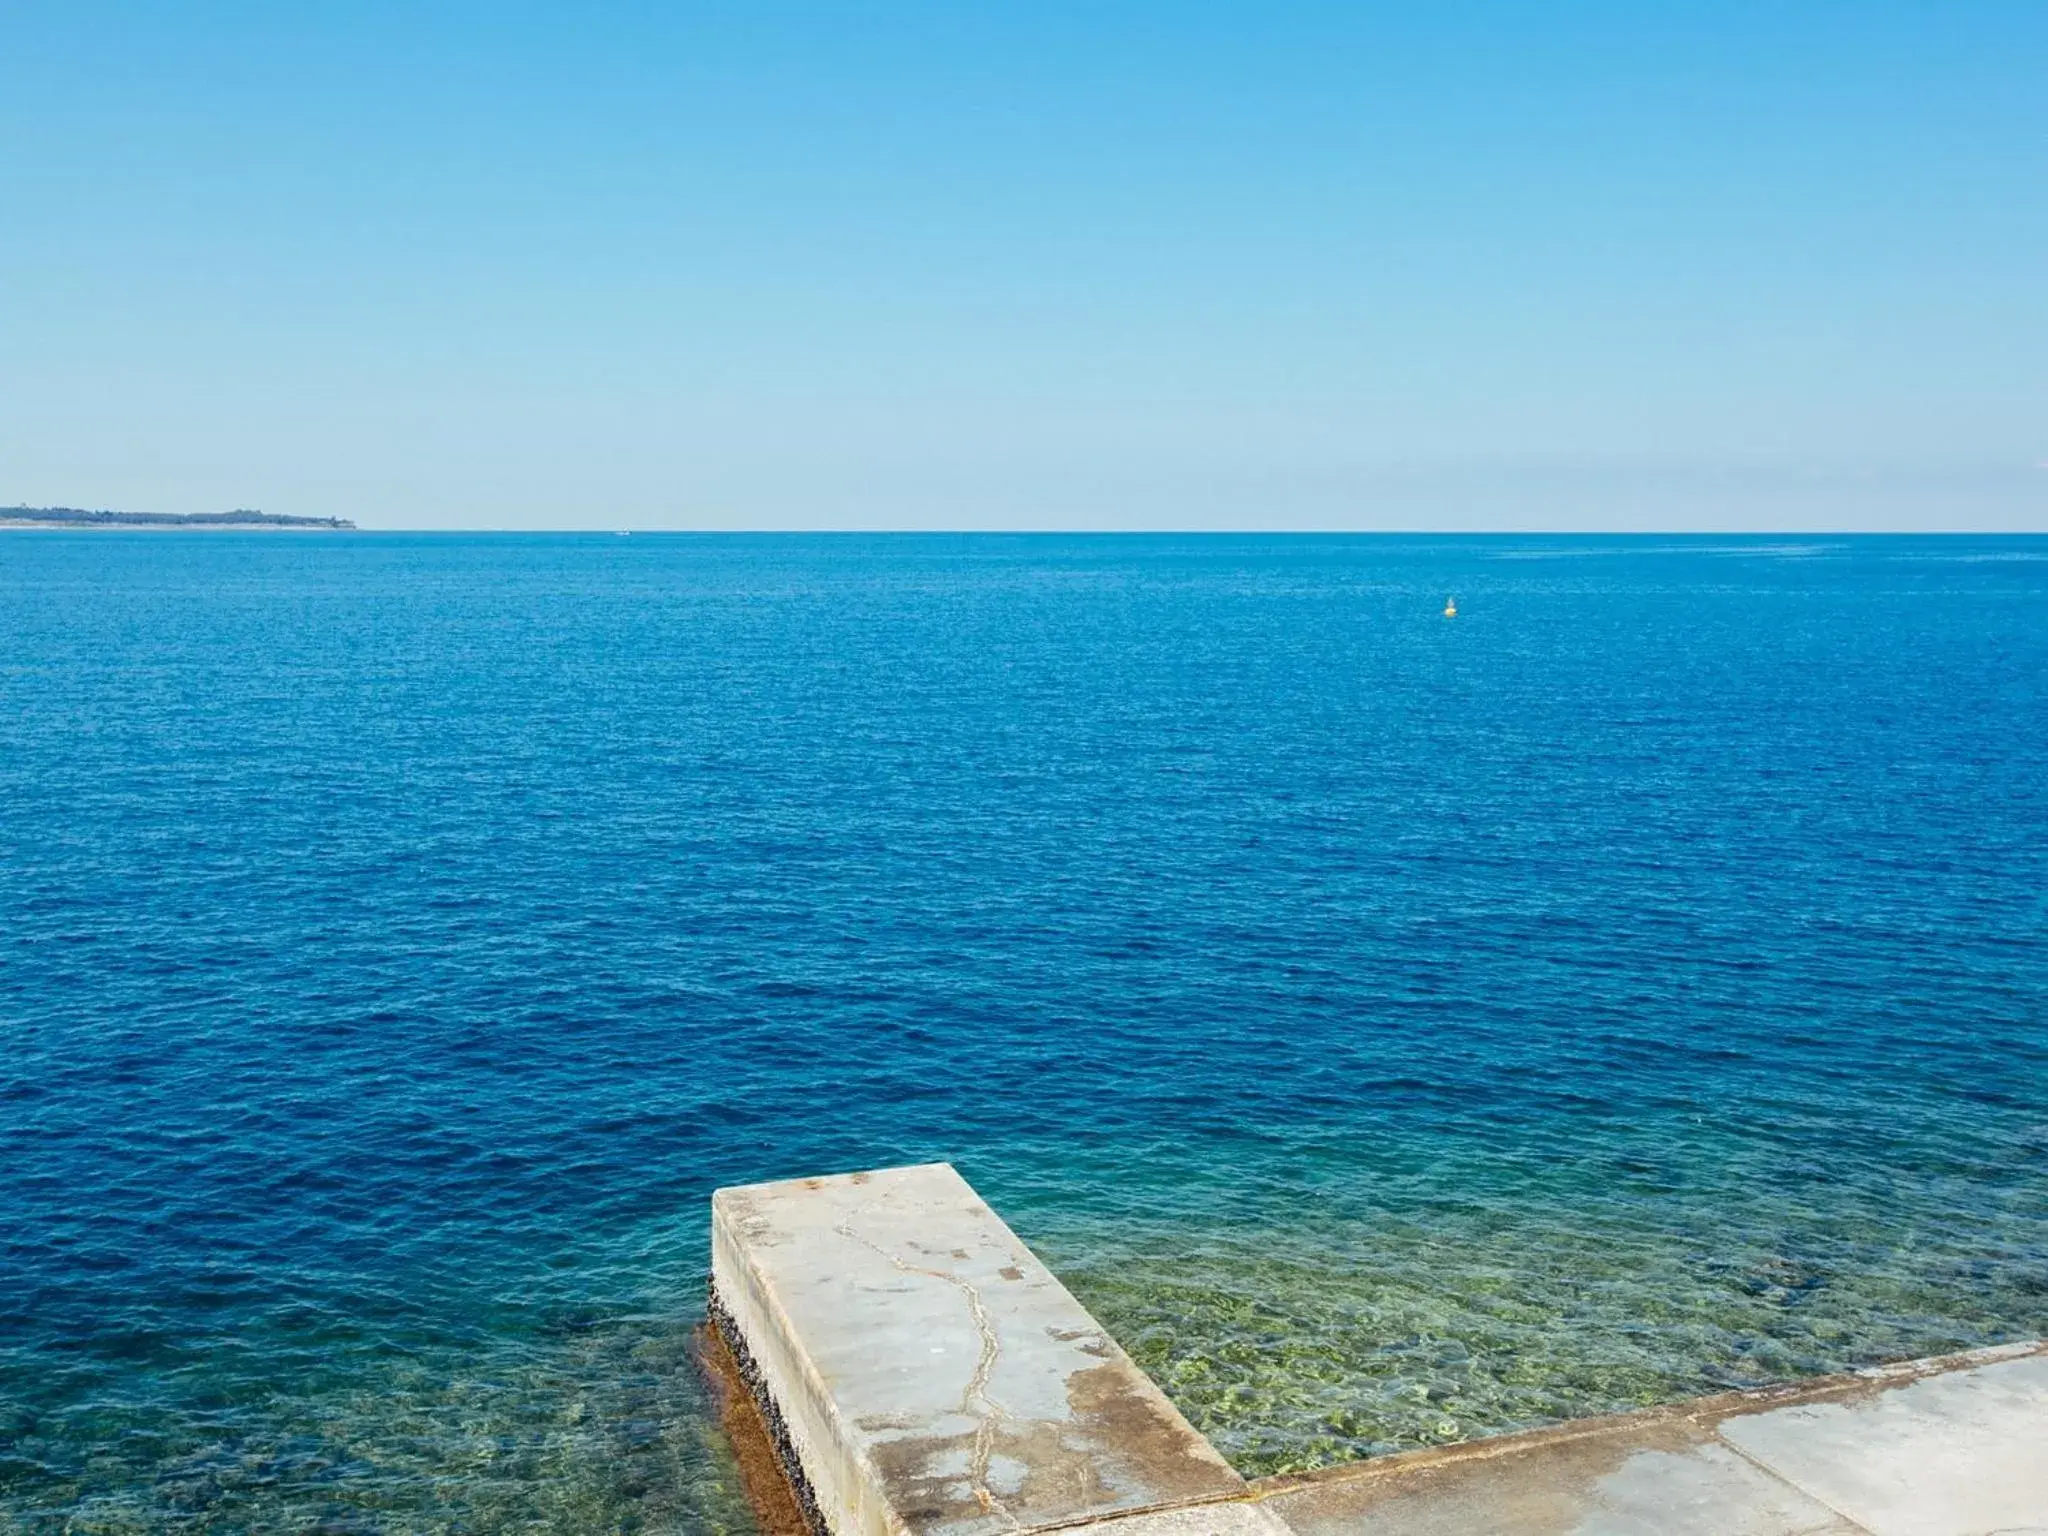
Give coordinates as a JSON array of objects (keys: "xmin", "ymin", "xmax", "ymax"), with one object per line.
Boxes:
[
  {"xmin": 1252, "ymin": 1341, "xmax": 2048, "ymax": 1536},
  {"xmin": 1718, "ymin": 1348, "xmax": 2048, "ymax": 1536},
  {"xmin": 710, "ymin": 1163, "xmax": 1245, "ymax": 1536},
  {"xmin": 710, "ymin": 1161, "xmax": 2046, "ymax": 1536},
  {"xmin": 1056, "ymin": 1502, "xmax": 1295, "ymax": 1536}
]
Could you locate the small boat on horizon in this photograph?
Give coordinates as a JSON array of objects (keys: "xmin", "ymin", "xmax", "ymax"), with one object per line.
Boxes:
[{"xmin": 1444, "ymin": 596, "xmax": 1457, "ymax": 618}]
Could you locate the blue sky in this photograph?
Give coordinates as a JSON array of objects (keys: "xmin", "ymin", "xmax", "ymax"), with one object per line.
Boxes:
[{"xmin": 2, "ymin": 3, "xmax": 2043, "ymax": 529}]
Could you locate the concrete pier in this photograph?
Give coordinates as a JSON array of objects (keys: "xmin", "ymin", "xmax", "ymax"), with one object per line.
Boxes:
[
  {"xmin": 708, "ymin": 1163, "xmax": 1273, "ymax": 1536},
  {"xmin": 708, "ymin": 1163, "xmax": 2048, "ymax": 1536}
]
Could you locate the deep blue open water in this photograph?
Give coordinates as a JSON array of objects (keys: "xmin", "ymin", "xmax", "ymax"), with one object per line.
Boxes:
[{"xmin": 3, "ymin": 533, "xmax": 2045, "ymax": 1531}]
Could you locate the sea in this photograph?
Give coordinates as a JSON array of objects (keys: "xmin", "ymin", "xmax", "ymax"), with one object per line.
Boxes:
[{"xmin": 3, "ymin": 533, "xmax": 2045, "ymax": 1532}]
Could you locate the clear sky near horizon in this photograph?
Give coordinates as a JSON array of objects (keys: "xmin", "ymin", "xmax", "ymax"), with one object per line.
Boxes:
[{"xmin": 2, "ymin": 4, "xmax": 2044, "ymax": 531}]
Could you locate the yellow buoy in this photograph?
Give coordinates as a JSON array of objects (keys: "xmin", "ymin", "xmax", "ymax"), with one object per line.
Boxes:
[{"xmin": 1444, "ymin": 596, "xmax": 1457, "ymax": 618}]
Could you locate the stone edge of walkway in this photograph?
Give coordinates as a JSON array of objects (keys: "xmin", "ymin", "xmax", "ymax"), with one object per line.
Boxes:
[{"xmin": 1241, "ymin": 1338, "xmax": 2048, "ymax": 1503}]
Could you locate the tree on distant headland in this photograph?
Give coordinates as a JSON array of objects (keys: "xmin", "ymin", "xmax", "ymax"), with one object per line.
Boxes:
[{"xmin": 1, "ymin": 505, "xmax": 356, "ymax": 529}]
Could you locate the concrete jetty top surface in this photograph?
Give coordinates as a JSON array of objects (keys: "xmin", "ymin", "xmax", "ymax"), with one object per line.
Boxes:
[
  {"xmin": 709, "ymin": 1163, "xmax": 1252, "ymax": 1536},
  {"xmin": 708, "ymin": 1163, "xmax": 2048, "ymax": 1536}
]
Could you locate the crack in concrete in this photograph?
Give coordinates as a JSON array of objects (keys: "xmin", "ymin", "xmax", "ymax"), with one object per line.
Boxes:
[{"xmin": 836, "ymin": 1217, "xmax": 1018, "ymax": 1528}]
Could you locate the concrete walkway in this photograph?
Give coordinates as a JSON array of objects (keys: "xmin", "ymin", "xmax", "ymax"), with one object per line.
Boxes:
[
  {"xmin": 707, "ymin": 1164, "xmax": 2048, "ymax": 1536},
  {"xmin": 1252, "ymin": 1343, "xmax": 2048, "ymax": 1536}
]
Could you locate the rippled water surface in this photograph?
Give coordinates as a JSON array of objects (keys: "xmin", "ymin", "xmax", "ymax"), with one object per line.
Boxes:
[{"xmin": 4, "ymin": 533, "xmax": 2046, "ymax": 1530}]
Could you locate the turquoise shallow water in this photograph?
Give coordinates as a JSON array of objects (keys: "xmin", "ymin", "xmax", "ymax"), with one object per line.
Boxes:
[{"xmin": 2, "ymin": 533, "xmax": 2045, "ymax": 1530}]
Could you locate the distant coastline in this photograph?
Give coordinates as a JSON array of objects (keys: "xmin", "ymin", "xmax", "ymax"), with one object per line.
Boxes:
[{"xmin": 1, "ymin": 505, "xmax": 355, "ymax": 530}]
